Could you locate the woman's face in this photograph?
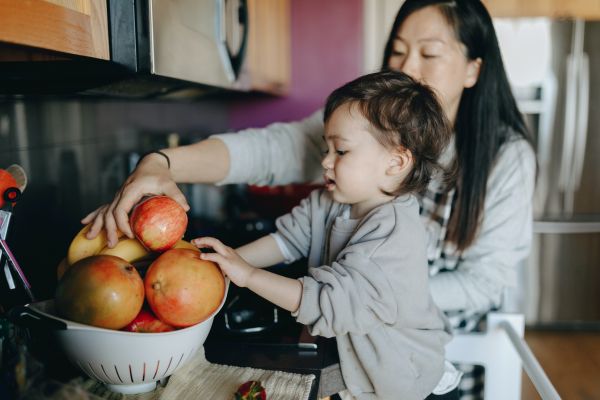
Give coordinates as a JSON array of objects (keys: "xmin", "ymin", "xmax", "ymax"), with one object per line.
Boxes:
[{"xmin": 387, "ymin": 6, "xmax": 481, "ymax": 125}]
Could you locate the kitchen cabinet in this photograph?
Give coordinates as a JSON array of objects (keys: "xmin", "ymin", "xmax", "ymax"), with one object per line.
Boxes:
[
  {"xmin": 239, "ymin": 0, "xmax": 291, "ymax": 95},
  {"xmin": 0, "ymin": 0, "xmax": 109, "ymax": 60},
  {"xmin": 483, "ymin": 0, "xmax": 600, "ymax": 19},
  {"xmin": 0, "ymin": 0, "xmax": 290, "ymax": 97}
]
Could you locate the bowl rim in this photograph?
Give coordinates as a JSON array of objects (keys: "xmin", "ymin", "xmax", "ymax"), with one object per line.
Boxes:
[{"xmin": 28, "ymin": 279, "xmax": 229, "ymax": 336}]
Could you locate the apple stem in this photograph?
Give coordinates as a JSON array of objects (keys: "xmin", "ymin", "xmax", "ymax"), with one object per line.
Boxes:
[{"xmin": 152, "ymin": 282, "xmax": 161, "ymax": 291}]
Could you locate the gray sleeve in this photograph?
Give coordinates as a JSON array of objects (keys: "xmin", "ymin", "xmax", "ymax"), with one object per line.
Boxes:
[
  {"xmin": 210, "ymin": 110, "xmax": 325, "ymax": 186},
  {"xmin": 294, "ymin": 205, "xmax": 411, "ymax": 337},
  {"xmin": 273, "ymin": 190, "xmax": 326, "ymax": 262},
  {"xmin": 296, "ymin": 252, "xmax": 398, "ymax": 338},
  {"xmin": 430, "ymin": 139, "xmax": 536, "ymax": 313}
]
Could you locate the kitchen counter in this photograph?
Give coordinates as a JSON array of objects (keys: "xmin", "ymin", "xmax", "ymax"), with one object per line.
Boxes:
[
  {"xmin": 3, "ymin": 259, "xmax": 344, "ymax": 399},
  {"xmin": 7, "ymin": 317, "xmax": 343, "ymax": 400}
]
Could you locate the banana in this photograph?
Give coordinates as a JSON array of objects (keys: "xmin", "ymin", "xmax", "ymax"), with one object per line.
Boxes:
[
  {"xmin": 67, "ymin": 225, "xmax": 106, "ymax": 265},
  {"xmin": 56, "ymin": 257, "xmax": 70, "ymax": 280},
  {"xmin": 99, "ymin": 237, "xmax": 153, "ymax": 263},
  {"xmin": 172, "ymin": 239, "xmax": 200, "ymax": 252},
  {"xmin": 67, "ymin": 224, "xmax": 124, "ymax": 265}
]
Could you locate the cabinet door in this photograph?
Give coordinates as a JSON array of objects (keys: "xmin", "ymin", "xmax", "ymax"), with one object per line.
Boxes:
[
  {"xmin": 0, "ymin": 0, "xmax": 109, "ymax": 59},
  {"xmin": 240, "ymin": 0, "xmax": 291, "ymax": 95},
  {"xmin": 483, "ymin": 0, "xmax": 600, "ymax": 19}
]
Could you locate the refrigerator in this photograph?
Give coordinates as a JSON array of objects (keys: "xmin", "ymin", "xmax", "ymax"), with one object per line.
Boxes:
[{"xmin": 495, "ymin": 18, "xmax": 600, "ymax": 327}]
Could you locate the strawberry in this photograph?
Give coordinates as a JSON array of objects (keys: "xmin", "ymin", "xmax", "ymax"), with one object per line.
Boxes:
[{"xmin": 234, "ymin": 380, "xmax": 266, "ymax": 400}]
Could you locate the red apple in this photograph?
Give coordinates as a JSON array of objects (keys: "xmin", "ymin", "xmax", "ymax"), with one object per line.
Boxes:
[
  {"xmin": 145, "ymin": 249, "xmax": 226, "ymax": 327},
  {"xmin": 55, "ymin": 255, "xmax": 145, "ymax": 330},
  {"xmin": 122, "ymin": 307, "xmax": 175, "ymax": 333},
  {"xmin": 130, "ymin": 195, "xmax": 188, "ymax": 252}
]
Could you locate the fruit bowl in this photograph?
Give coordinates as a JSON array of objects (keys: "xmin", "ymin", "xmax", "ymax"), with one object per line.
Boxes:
[{"xmin": 10, "ymin": 281, "xmax": 228, "ymax": 395}]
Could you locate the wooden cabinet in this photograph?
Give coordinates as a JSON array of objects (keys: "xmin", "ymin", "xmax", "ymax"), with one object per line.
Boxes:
[
  {"xmin": 0, "ymin": 0, "xmax": 290, "ymax": 96},
  {"xmin": 483, "ymin": 0, "xmax": 600, "ymax": 19},
  {"xmin": 0, "ymin": 0, "xmax": 109, "ymax": 60},
  {"xmin": 238, "ymin": 0, "xmax": 291, "ymax": 95}
]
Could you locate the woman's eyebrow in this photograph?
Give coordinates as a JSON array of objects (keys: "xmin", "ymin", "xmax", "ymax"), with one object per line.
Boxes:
[{"xmin": 394, "ymin": 36, "xmax": 446, "ymax": 45}]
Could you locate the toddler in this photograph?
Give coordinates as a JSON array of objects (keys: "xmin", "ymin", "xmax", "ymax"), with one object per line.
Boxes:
[{"xmin": 195, "ymin": 70, "xmax": 460, "ymax": 399}]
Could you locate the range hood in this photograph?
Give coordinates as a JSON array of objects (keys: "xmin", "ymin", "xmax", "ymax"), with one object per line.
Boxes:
[{"xmin": 0, "ymin": 0, "xmax": 248, "ymax": 99}]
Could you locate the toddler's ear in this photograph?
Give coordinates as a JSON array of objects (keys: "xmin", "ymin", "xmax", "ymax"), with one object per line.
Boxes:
[{"xmin": 387, "ymin": 148, "xmax": 413, "ymax": 176}]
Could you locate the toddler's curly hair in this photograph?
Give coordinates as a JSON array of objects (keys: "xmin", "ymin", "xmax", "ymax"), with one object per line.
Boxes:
[{"xmin": 324, "ymin": 70, "xmax": 455, "ymax": 196}]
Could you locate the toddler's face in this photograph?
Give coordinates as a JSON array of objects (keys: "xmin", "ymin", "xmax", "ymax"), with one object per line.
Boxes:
[{"xmin": 322, "ymin": 104, "xmax": 397, "ymax": 218}]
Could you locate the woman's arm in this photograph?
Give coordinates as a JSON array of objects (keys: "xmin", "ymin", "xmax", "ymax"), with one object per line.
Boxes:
[
  {"xmin": 83, "ymin": 110, "xmax": 325, "ymax": 247},
  {"xmin": 83, "ymin": 138, "xmax": 230, "ymax": 246},
  {"xmin": 429, "ymin": 139, "xmax": 536, "ymax": 314},
  {"xmin": 212, "ymin": 109, "xmax": 325, "ymax": 186}
]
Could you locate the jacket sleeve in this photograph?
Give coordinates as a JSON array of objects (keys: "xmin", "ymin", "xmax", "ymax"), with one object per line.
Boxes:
[
  {"xmin": 293, "ymin": 208, "xmax": 402, "ymax": 338},
  {"xmin": 429, "ymin": 139, "xmax": 536, "ymax": 314},
  {"xmin": 295, "ymin": 252, "xmax": 398, "ymax": 338},
  {"xmin": 210, "ymin": 110, "xmax": 325, "ymax": 186},
  {"xmin": 273, "ymin": 190, "xmax": 329, "ymax": 262}
]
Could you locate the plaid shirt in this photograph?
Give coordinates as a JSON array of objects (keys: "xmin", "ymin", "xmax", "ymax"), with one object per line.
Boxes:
[{"xmin": 418, "ymin": 166, "xmax": 488, "ymax": 334}]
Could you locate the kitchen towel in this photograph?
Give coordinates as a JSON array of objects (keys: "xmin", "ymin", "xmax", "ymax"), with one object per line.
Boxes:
[{"xmin": 71, "ymin": 347, "xmax": 315, "ymax": 400}]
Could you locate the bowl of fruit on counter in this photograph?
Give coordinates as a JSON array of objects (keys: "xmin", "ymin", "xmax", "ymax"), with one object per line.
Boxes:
[{"xmin": 11, "ymin": 196, "xmax": 229, "ymax": 395}]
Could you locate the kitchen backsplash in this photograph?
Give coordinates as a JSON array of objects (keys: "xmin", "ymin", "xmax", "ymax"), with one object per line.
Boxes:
[
  {"xmin": 0, "ymin": 99, "xmax": 230, "ymax": 301},
  {"xmin": 0, "ymin": 0, "xmax": 364, "ymax": 307}
]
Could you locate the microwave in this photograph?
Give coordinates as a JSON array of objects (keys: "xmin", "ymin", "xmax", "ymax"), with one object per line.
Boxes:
[
  {"xmin": 102, "ymin": 0, "xmax": 249, "ymax": 98},
  {"xmin": 147, "ymin": 0, "xmax": 248, "ymax": 89}
]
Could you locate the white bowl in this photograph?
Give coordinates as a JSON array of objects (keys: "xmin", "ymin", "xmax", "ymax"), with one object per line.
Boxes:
[{"xmin": 19, "ymin": 282, "xmax": 228, "ymax": 395}]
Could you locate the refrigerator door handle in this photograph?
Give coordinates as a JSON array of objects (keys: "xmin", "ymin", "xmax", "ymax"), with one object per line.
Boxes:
[
  {"xmin": 558, "ymin": 54, "xmax": 577, "ymax": 194},
  {"xmin": 559, "ymin": 19, "xmax": 586, "ymax": 213},
  {"xmin": 571, "ymin": 52, "xmax": 589, "ymax": 191},
  {"xmin": 534, "ymin": 219, "xmax": 600, "ymax": 234}
]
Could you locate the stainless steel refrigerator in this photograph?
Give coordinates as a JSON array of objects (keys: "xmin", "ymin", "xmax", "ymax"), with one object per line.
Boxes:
[{"xmin": 495, "ymin": 18, "xmax": 600, "ymax": 327}]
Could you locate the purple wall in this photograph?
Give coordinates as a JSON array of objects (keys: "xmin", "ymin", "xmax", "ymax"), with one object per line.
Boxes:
[{"xmin": 230, "ymin": 0, "xmax": 364, "ymax": 129}]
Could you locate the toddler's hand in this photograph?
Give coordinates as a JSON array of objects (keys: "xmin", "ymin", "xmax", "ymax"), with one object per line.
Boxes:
[{"xmin": 193, "ymin": 237, "xmax": 254, "ymax": 287}]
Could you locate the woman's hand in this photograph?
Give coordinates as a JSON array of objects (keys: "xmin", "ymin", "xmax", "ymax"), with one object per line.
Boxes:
[
  {"xmin": 193, "ymin": 237, "xmax": 255, "ymax": 288},
  {"xmin": 81, "ymin": 154, "xmax": 189, "ymax": 247}
]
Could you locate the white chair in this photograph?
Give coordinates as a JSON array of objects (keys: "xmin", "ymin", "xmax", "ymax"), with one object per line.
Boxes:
[
  {"xmin": 445, "ymin": 313, "xmax": 524, "ymax": 400},
  {"xmin": 445, "ymin": 312, "xmax": 560, "ymax": 400}
]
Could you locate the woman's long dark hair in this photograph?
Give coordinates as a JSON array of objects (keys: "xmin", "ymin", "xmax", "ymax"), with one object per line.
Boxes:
[{"xmin": 382, "ymin": 0, "xmax": 533, "ymax": 251}]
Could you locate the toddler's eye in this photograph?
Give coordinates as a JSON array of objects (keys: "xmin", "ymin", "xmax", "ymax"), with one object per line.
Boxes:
[{"xmin": 336, "ymin": 150, "xmax": 347, "ymax": 156}]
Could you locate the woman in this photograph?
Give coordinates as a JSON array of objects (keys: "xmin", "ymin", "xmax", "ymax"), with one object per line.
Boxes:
[{"xmin": 84, "ymin": 1, "xmax": 536, "ymax": 398}]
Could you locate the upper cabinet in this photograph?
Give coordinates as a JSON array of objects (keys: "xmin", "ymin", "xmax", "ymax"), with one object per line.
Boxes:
[
  {"xmin": 239, "ymin": 0, "xmax": 291, "ymax": 95},
  {"xmin": 483, "ymin": 0, "xmax": 600, "ymax": 19},
  {"xmin": 0, "ymin": 0, "xmax": 290, "ymax": 97},
  {"xmin": 0, "ymin": 0, "xmax": 109, "ymax": 59}
]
